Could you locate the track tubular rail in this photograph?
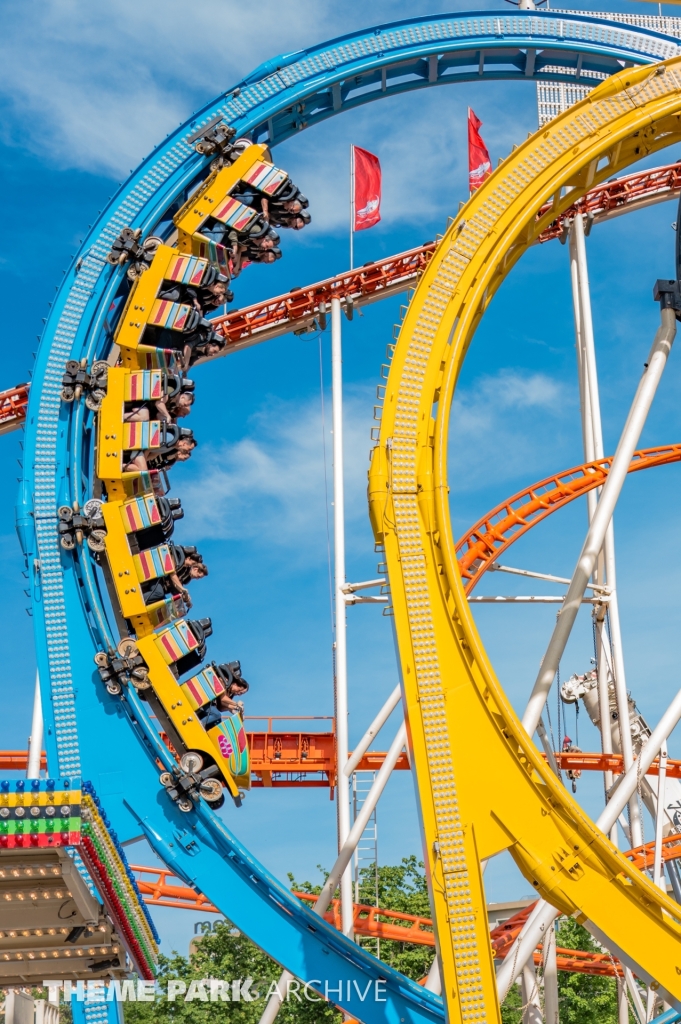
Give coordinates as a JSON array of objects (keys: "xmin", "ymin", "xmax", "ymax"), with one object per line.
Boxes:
[
  {"xmin": 457, "ymin": 444, "xmax": 681, "ymax": 592},
  {"xmin": 369, "ymin": 54, "xmax": 681, "ymax": 1024},
  {"xmin": 21, "ymin": 12, "xmax": 681, "ymax": 1024}
]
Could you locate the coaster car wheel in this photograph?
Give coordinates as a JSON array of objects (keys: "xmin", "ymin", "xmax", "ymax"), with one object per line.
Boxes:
[
  {"xmin": 85, "ymin": 389, "xmax": 106, "ymax": 412},
  {"xmin": 142, "ymin": 235, "xmax": 162, "ymax": 254},
  {"xmin": 177, "ymin": 797, "xmax": 194, "ymax": 813},
  {"xmin": 61, "ymin": 386, "xmax": 76, "ymax": 403},
  {"xmin": 106, "ymin": 680, "xmax": 122, "ymax": 696},
  {"xmin": 159, "ymin": 772, "xmax": 174, "ymax": 788},
  {"xmin": 131, "ymin": 668, "xmax": 151, "ymax": 690},
  {"xmin": 117, "ymin": 638, "xmax": 139, "ymax": 658},
  {"xmin": 93, "ymin": 652, "xmax": 109, "ymax": 668},
  {"xmin": 180, "ymin": 751, "xmax": 204, "ymax": 774},
  {"xmin": 91, "ymin": 360, "xmax": 109, "ymax": 379},
  {"xmin": 82, "ymin": 498, "xmax": 103, "ymax": 518},
  {"xmin": 199, "ymin": 778, "xmax": 224, "ymax": 808},
  {"xmin": 87, "ymin": 529, "xmax": 106, "ymax": 553},
  {"xmin": 60, "ymin": 534, "xmax": 75, "ymax": 550},
  {"xmin": 58, "ymin": 506, "xmax": 74, "ymax": 522},
  {"xmin": 126, "ymin": 261, "xmax": 146, "ymax": 282}
]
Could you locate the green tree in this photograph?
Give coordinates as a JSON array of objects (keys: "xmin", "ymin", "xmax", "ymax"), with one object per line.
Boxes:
[
  {"xmin": 289, "ymin": 856, "xmax": 435, "ymax": 981},
  {"xmin": 123, "ymin": 925, "xmax": 341, "ymax": 1024},
  {"xmin": 118, "ymin": 865, "xmax": 643, "ymax": 1024},
  {"xmin": 124, "ymin": 857, "xmax": 439, "ymax": 1023},
  {"xmin": 554, "ymin": 917, "xmax": 621, "ymax": 1024},
  {"xmin": 500, "ymin": 977, "xmax": 522, "ymax": 1024},
  {"xmin": 499, "ymin": 915, "xmax": 633, "ymax": 1024}
]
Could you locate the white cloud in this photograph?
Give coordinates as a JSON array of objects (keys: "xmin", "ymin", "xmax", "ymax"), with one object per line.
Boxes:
[
  {"xmin": 0, "ymin": 0, "xmax": 537, "ymax": 209},
  {"xmin": 449, "ymin": 368, "xmax": 574, "ymax": 495},
  {"xmin": 178, "ymin": 368, "xmax": 571, "ymax": 557},
  {"xmin": 0, "ymin": 0, "xmax": 326, "ymax": 175},
  {"xmin": 276, "ymin": 74, "xmax": 538, "ymax": 234},
  {"xmin": 179, "ymin": 388, "xmax": 374, "ymax": 554}
]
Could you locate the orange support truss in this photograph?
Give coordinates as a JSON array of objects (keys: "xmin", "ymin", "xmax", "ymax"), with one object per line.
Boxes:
[
  {"xmin": 457, "ymin": 445, "xmax": 681, "ymax": 593},
  {"xmin": 553, "ymin": 750, "xmax": 681, "ymax": 780},
  {"xmin": 205, "ymin": 163, "xmax": 681, "ymax": 356},
  {"xmin": 536, "ymin": 161, "xmax": 681, "ymax": 242},
  {"xmin": 0, "ymin": 384, "xmax": 29, "ymax": 436},
  {"xmin": 244, "ymin": 718, "xmax": 409, "ymax": 788},
  {"xmin": 0, "ymin": 750, "xmax": 46, "ymax": 771},
  {"xmin": 129, "ymin": 864, "xmax": 627, "ymax": 977},
  {"xmin": 213, "ymin": 245, "xmax": 435, "ymax": 351}
]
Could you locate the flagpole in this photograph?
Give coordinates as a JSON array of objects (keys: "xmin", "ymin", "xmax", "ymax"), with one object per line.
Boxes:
[{"xmin": 349, "ymin": 144, "xmax": 355, "ymax": 270}]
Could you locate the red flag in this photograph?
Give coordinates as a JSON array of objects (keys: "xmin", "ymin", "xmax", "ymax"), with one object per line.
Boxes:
[
  {"xmin": 468, "ymin": 108, "xmax": 492, "ymax": 192},
  {"xmin": 353, "ymin": 146, "xmax": 381, "ymax": 231}
]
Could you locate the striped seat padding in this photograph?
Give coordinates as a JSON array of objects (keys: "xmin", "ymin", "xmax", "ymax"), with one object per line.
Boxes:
[
  {"xmin": 133, "ymin": 544, "xmax": 175, "ymax": 583},
  {"xmin": 211, "ymin": 196, "xmax": 259, "ymax": 232},
  {"xmin": 209, "ymin": 714, "xmax": 249, "ymax": 779},
  {"xmin": 120, "ymin": 493, "xmax": 161, "ymax": 533},
  {"xmin": 121, "ymin": 471, "xmax": 163, "ymax": 497},
  {"xmin": 154, "ymin": 619, "xmax": 200, "ymax": 665},
  {"xmin": 241, "ymin": 160, "xmax": 288, "ymax": 196},
  {"xmin": 180, "ymin": 665, "xmax": 226, "ymax": 711},
  {"xmin": 149, "ymin": 299, "xmax": 194, "ymax": 332},
  {"xmin": 165, "ymin": 254, "xmax": 211, "ymax": 287},
  {"xmin": 137, "ymin": 346, "xmax": 181, "ymax": 371},
  {"xmin": 145, "ymin": 594, "xmax": 184, "ymax": 629},
  {"xmin": 124, "ymin": 370, "xmax": 164, "ymax": 403},
  {"xmin": 123, "ymin": 420, "xmax": 161, "ymax": 451},
  {"xmin": 194, "ymin": 238, "xmax": 230, "ymax": 276}
]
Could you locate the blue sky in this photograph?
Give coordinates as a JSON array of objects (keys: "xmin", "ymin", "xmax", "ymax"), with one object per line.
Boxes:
[{"xmin": 2, "ymin": 0, "xmax": 681, "ymax": 955}]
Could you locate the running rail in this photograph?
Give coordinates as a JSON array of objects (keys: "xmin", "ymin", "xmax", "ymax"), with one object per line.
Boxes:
[
  {"xmin": 130, "ymin": 864, "xmax": 626, "ymax": 976},
  {"xmin": 457, "ymin": 444, "xmax": 681, "ymax": 592},
  {"xmin": 20, "ymin": 13, "xmax": 681, "ymax": 1024},
  {"xmin": 0, "ymin": 152, "xmax": 672, "ymax": 444},
  {"xmin": 369, "ymin": 55, "xmax": 681, "ymax": 1022},
  {"xmin": 209, "ymin": 162, "xmax": 681, "ymax": 351}
]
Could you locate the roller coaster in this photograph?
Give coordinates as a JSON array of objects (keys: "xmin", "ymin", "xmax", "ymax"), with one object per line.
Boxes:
[{"xmin": 10, "ymin": 7, "xmax": 681, "ymax": 1024}]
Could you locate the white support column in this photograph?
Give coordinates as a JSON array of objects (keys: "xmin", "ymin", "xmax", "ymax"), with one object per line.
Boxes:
[
  {"xmin": 344, "ymin": 684, "xmax": 401, "ymax": 776},
  {"xmin": 331, "ymin": 296, "xmax": 354, "ymax": 939},
  {"xmin": 570, "ymin": 213, "xmax": 641, "ymax": 845},
  {"xmin": 543, "ymin": 921, "xmax": 559, "ymax": 1024},
  {"xmin": 424, "ymin": 957, "xmax": 442, "ymax": 994},
  {"xmin": 521, "ymin": 962, "xmax": 543, "ymax": 1024},
  {"xmin": 318, "ymin": 722, "xmax": 406, "ymax": 912},
  {"xmin": 617, "ymin": 979, "xmax": 629, "ymax": 1024},
  {"xmin": 624, "ymin": 966, "xmax": 646, "ymax": 1024},
  {"xmin": 607, "ymin": 574, "xmax": 643, "ymax": 846},
  {"xmin": 27, "ymin": 671, "xmax": 43, "ymax": 780},
  {"xmin": 523, "ymin": 305, "xmax": 676, "ymax": 739},
  {"xmin": 653, "ymin": 741, "xmax": 668, "ymax": 891},
  {"xmin": 499, "ymin": 681, "xmax": 681, "ymax": 998},
  {"xmin": 257, "ymin": 724, "xmax": 407, "ymax": 1024}
]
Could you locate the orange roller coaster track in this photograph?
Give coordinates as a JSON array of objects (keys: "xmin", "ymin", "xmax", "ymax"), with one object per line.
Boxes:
[
  {"xmin": 0, "ymin": 165, "xmax": 678, "ymax": 435},
  {"xmin": 208, "ymin": 162, "xmax": 681, "ymax": 353},
  {"xmin": 536, "ymin": 160, "xmax": 681, "ymax": 242},
  {"xmin": 0, "ymin": 166, "xmax": 678, "ymax": 432},
  {"xmin": 214, "ymin": 244, "xmax": 436, "ymax": 351},
  {"xmin": 457, "ymin": 445, "xmax": 681, "ymax": 594},
  {"xmin": 129, "ymin": 865, "xmax": 627, "ymax": 977},
  {"xmin": 0, "ymin": 384, "xmax": 29, "ymax": 436}
]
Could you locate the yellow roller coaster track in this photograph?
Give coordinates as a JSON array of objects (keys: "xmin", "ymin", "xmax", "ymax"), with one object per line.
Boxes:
[{"xmin": 369, "ymin": 56, "xmax": 681, "ymax": 1024}]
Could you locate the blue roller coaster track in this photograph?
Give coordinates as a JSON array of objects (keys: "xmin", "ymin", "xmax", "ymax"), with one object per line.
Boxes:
[{"xmin": 17, "ymin": 11, "xmax": 681, "ymax": 1024}]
